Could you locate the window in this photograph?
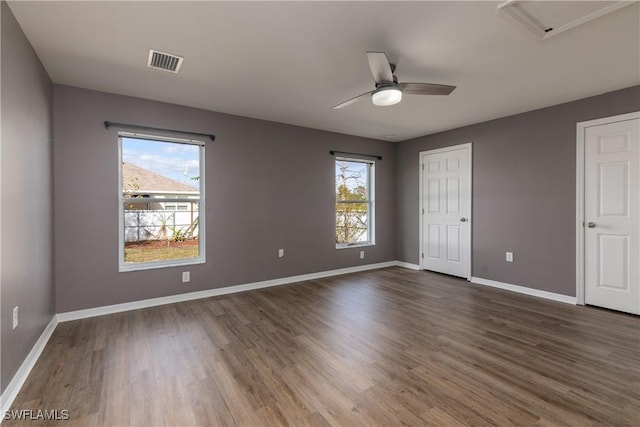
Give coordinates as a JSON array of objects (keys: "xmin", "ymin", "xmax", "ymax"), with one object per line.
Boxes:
[
  {"xmin": 119, "ymin": 134, "xmax": 205, "ymax": 271},
  {"xmin": 335, "ymin": 158, "xmax": 374, "ymax": 247},
  {"xmin": 163, "ymin": 202, "xmax": 190, "ymax": 211}
]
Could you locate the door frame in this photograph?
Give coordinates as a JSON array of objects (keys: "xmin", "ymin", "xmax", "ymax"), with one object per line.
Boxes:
[
  {"xmin": 575, "ymin": 111, "xmax": 640, "ymax": 305},
  {"xmin": 419, "ymin": 143, "xmax": 473, "ymax": 280}
]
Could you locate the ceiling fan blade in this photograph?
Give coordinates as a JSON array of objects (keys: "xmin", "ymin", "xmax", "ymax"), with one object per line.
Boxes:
[
  {"xmin": 399, "ymin": 82, "xmax": 456, "ymax": 95},
  {"xmin": 332, "ymin": 91, "xmax": 373, "ymax": 109},
  {"xmin": 366, "ymin": 51, "xmax": 394, "ymax": 84}
]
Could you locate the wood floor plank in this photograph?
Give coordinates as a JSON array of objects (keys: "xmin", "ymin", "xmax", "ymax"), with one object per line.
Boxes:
[{"xmin": 5, "ymin": 267, "xmax": 639, "ymax": 426}]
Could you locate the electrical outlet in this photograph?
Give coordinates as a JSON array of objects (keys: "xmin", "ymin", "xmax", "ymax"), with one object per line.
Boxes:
[
  {"xmin": 360, "ymin": 251, "xmax": 365, "ymax": 259},
  {"xmin": 182, "ymin": 271, "xmax": 190, "ymax": 283},
  {"xmin": 506, "ymin": 252, "xmax": 514, "ymax": 262},
  {"xmin": 12, "ymin": 306, "xmax": 18, "ymax": 330},
  {"xmin": 278, "ymin": 248, "xmax": 284, "ymax": 258}
]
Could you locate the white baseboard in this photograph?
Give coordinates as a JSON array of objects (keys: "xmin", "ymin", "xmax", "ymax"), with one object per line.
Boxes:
[
  {"xmin": 470, "ymin": 276, "xmax": 577, "ymax": 305},
  {"xmin": 395, "ymin": 261, "xmax": 421, "ymax": 270},
  {"xmin": 0, "ymin": 316, "xmax": 58, "ymax": 418},
  {"xmin": 58, "ymin": 261, "xmax": 400, "ymax": 322}
]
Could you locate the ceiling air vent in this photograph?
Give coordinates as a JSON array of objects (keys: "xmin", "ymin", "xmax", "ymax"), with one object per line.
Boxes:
[
  {"xmin": 147, "ymin": 49, "xmax": 184, "ymax": 73},
  {"xmin": 498, "ymin": 0, "xmax": 635, "ymax": 40}
]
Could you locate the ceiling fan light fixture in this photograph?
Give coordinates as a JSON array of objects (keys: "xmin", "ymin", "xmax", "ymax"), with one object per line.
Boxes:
[{"xmin": 372, "ymin": 86, "xmax": 402, "ymax": 106}]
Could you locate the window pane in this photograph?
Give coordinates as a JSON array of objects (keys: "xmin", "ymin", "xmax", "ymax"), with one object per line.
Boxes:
[
  {"xmin": 123, "ymin": 202, "xmax": 200, "ymax": 264},
  {"xmin": 121, "ymin": 137, "xmax": 203, "ymax": 268},
  {"xmin": 336, "ymin": 202, "xmax": 369, "ymax": 244},
  {"xmin": 122, "ymin": 138, "xmax": 201, "ymax": 195},
  {"xmin": 335, "ymin": 160, "xmax": 368, "ymax": 202},
  {"xmin": 335, "ymin": 159, "xmax": 370, "ymax": 244}
]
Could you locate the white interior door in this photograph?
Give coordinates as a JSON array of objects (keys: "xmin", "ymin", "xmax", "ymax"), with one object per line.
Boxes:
[
  {"xmin": 584, "ymin": 117, "xmax": 639, "ymax": 314},
  {"xmin": 420, "ymin": 144, "xmax": 471, "ymax": 279}
]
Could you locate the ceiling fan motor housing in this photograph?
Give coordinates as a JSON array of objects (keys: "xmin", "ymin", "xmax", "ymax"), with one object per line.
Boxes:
[
  {"xmin": 372, "ymin": 86, "xmax": 402, "ymax": 106},
  {"xmin": 375, "ymin": 73, "xmax": 398, "ymax": 88}
]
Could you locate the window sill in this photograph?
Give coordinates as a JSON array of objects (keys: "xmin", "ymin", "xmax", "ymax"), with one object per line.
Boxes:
[
  {"xmin": 336, "ymin": 242, "xmax": 375, "ymax": 250},
  {"xmin": 119, "ymin": 257, "xmax": 205, "ymax": 273}
]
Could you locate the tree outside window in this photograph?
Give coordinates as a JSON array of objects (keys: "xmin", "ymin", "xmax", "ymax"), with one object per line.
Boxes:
[{"xmin": 335, "ymin": 159, "xmax": 374, "ymax": 246}]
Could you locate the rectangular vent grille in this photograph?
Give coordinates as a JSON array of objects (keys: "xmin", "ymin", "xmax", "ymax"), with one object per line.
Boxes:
[{"xmin": 147, "ymin": 49, "xmax": 184, "ymax": 73}]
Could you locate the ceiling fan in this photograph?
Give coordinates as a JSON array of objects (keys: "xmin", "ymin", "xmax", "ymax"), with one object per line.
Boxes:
[{"xmin": 333, "ymin": 52, "xmax": 456, "ymax": 109}]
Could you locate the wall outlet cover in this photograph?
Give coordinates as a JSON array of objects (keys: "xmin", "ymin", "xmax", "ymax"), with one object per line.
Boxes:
[
  {"xmin": 182, "ymin": 271, "xmax": 190, "ymax": 283},
  {"xmin": 12, "ymin": 306, "xmax": 19, "ymax": 330}
]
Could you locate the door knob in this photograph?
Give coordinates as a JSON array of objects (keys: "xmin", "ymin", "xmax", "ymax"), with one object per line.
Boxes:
[
  {"xmin": 587, "ymin": 222, "xmax": 596, "ymax": 228},
  {"xmin": 460, "ymin": 218, "xmax": 468, "ymax": 222}
]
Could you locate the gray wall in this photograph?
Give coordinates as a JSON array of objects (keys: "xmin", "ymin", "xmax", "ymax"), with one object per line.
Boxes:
[
  {"xmin": 53, "ymin": 85, "xmax": 396, "ymax": 312},
  {"xmin": 397, "ymin": 86, "xmax": 640, "ymax": 296},
  {"xmin": 1, "ymin": 1, "xmax": 54, "ymax": 393}
]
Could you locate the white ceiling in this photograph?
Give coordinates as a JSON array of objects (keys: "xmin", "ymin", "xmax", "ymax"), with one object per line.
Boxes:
[{"xmin": 8, "ymin": 1, "xmax": 640, "ymax": 141}]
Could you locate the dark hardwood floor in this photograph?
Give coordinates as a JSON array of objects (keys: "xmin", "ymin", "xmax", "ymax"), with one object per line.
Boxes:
[{"xmin": 7, "ymin": 267, "xmax": 639, "ymax": 426}]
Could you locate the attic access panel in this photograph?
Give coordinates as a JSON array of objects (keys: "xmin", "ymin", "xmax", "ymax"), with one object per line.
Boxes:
[{"xmin": 498, "ymin": 0, "xmax": 635, "ymax": 39}]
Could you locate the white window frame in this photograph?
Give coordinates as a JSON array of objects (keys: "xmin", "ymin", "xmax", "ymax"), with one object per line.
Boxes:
[
  {"xmin": 335, "ymin": 157, "xmax": 375, "ymax": 249},
  {"xmin": 118, "ymin": 132, "xmax": 206, "ymax": 272}
]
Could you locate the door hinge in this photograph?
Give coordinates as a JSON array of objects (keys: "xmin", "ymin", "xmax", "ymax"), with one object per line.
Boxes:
[
  {"xmin": 422, "ymin": 208, "xmax": 424, "ymax": 214},
  {"xmin": 422, "ymin": 164, "xmax": 424, "ymax": 170},
  {"xmin": 421, "ymin": 253, "xmax": 424, "ymax": 259}
]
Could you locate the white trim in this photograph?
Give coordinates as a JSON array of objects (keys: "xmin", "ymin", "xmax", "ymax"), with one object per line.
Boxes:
[
  {"xmin": 0, "ymin": 316, "xmax": 58, "ymax": 418},
  {"xmin": 119, "ymin": 257, "xmax": 206, "ymax": 273},
  {"xmin": 419, "ymin": 143, "xmax": 472, "ymax": 280},
  {"xmin": 334, "ymin": 155, "xmax": 375, "ymax": 165},
  {"xmin": 543, "ymin": 2, "xmax": 632, "ymax": 40},
  {"xmin": 335, "ymin": 243, "xmax": 375, "ymax": 250},
  {"xmin": 577, "ymin": 112, "xmax": 640, "ymax": 129},
  {"xmin": 575, "ymin": 112, "xmax": 640, "ymax": 306},
  {"xmin": 395, "ymin": 261, "xmax": 421, "ymax": 270},
  {"xmin": 576, "ymin": 120, "xmax": 585, "ymax": 305},
  {"xmin": 58, "ymin": 261, "xmax": 398, "ymax": 322},
  {"xmin": 117, "ymin": 131, "xmax": 199, "ymax": 146},
  {"xmin": 418, "ymin": 153, "xmax": 423, "ymax": 270},
  {"xmin": 198, "ymin": 142, "xmax": 206, "ymax": 269},
  {"xmin": 498, "ymin": 0, "xmax": 634, "ymax": 40},
  {"xmin": 467, "ymin": 144, "xmax": 473, "ymax": 281},
  {"xmin": 471, "ymin": 277, "xmax": 577, "ymax": 305},
  {"xmin": 418, "ymin": 143, "xmax": 473, "ymax": 157}
]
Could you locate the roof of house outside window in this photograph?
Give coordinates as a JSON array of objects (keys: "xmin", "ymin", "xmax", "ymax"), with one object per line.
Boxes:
[{"xmin": 122, "ymin": 162, "xmax": 198, "ymax": 194}]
